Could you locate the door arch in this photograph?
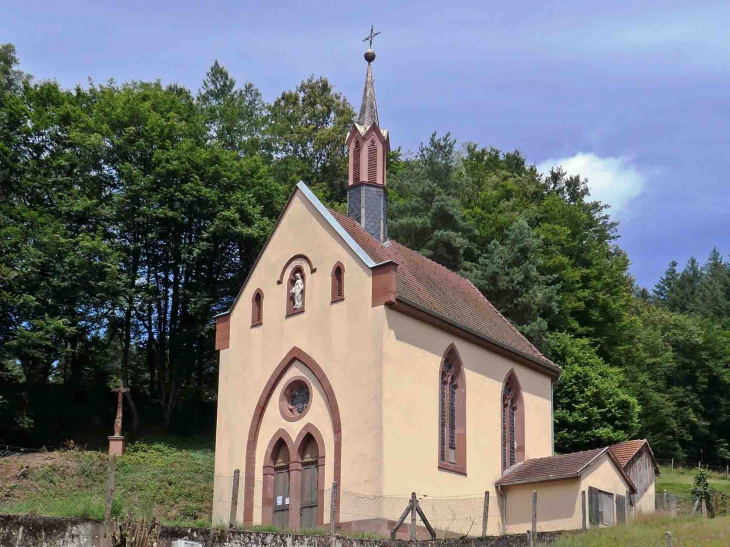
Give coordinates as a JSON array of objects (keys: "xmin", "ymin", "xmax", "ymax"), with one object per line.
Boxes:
[
  {"xmin": 263, "ymin": 429, "xmax": 294, "ymax": 528},
  {"xmin": 293, "ymin": 423, "xmax": 326, "ymax": 528},
  {"xmin": 244, "ymin": 347, "xmax": 341, "ymax": 527}
]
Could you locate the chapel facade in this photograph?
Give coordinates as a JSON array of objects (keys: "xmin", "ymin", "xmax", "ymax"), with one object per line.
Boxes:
[{"xmin": 212, "ymin": 44, "xmax": 635, "ymax": 535}]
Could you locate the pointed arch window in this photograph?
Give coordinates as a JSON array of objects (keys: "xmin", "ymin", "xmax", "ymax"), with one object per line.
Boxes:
[
  {"xmin": 251, "ymin": 289, "xmax": 264, "ymax": 327},
  {"xmin": 438, "ymin": 345, "xmax": 466, "ymax": 474},
  {"xmin": 502, "ymin": 372, "xmax": 525, "ymax": 472},
  {"xmin": 352, "ymin": 140, "xmax": 361, "ymax": 183},
  {"xmin": 367, "ymin": 138, "xmax": 378, "ymax": 183},
  {"xmin": 331, "ymin": 262, "xmax": 345, "ymax": 303}
]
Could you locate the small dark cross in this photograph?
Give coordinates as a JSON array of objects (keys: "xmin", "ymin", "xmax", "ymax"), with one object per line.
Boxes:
[{"xmin": 363, "ymin": 25, "xmax": 381, "ymax": 49}]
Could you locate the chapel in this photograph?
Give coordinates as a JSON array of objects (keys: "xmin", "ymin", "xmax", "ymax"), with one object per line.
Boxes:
[{"xmin": 213, "ymin": 40, "xmax": 642, "ymax": 535}]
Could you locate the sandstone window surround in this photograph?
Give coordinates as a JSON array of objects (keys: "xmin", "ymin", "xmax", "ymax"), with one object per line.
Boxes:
[
  {"xmin": 438, "ymin": 344, "xmax": 466, "ymax": 475},
  {"xmin": 502, "ymin": 371, "xmax": 525, "ymax": 472},
  {"xmin": 251, "ymin": 289, "xmax": 264, "ymax": 327},
  {"xmin": 331, "ymin": 262, "xmax": 345, "ymax": 303}
]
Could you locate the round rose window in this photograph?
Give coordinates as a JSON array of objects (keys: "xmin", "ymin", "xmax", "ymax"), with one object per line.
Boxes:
[{"xmin": 280, "ymin": 377, "xmax": 312, "ymax": 421}]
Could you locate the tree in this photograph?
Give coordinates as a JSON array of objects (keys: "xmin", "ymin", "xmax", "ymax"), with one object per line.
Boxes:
[
  {"xmin": 0, "ymin": 43, "xmax": 30, "ymax": 94},
  {"xmin": 198, "ymin": 60, "xmax": 267, "ymax": 156},
  {"xmin": 267, "ymin": 76, "xmax": 354, "ymax": 202},
  {"xmin": 465, "ymin": 218, "xmax": 559, "ymax": 350},
  {"xmin": 653, "ymin": 260, "xmax": 678, "ymax": 306},
  {"xmin": 551, "ymin": 332, "xmax": 640, "ymax": 453}
]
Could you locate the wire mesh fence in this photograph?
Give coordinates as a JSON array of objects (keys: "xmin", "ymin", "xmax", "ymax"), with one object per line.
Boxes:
[
  {"xmin": 329, "ymin": 489, "xmax": 500, "ymax": 539},
  {"xmin": 655, "ymin": 458, "xmax": 730, "ymax": 480}
]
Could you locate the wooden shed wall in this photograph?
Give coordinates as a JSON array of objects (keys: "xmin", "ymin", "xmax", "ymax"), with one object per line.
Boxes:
[{"xmin": 625, "ymin": 445, "xmax": 656, "ymax": 501}]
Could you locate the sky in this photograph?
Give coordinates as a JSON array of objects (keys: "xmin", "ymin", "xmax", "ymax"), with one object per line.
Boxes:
[{"xmin": 4, "ymin": 0, "xmax": 729, "ymax": 289}]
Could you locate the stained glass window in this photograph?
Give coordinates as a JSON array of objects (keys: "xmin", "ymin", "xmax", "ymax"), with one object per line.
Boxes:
[{"xmin": 290, "ymin": 385, "xmax": 310, "ymax": 414}]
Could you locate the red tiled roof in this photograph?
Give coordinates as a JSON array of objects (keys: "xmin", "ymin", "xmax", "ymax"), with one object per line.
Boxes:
[
  {"xmin": 328, "ymin": 210, "xmax": 557, "ymax": 372},
  {"xmin": 495, "ymin": 448, "xmax": 606, "ymax": 486},
  {"xmin": 609, "ymin": 440, "xmax": 647, "ymax": 468}
]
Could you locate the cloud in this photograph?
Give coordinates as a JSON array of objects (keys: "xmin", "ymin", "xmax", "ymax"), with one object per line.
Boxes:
[{"xmin": 536, "ymin": 153, "xmax": 648, "ymax": 220}]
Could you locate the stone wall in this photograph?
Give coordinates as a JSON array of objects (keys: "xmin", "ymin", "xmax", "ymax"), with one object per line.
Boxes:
[{"xmin": 0, "ymin": 515, "xmax": 560, "ymax": 547}]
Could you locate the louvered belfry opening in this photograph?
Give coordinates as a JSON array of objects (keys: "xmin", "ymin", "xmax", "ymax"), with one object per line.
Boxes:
[
  {"xmin": 367, "ymin": 139, "xmax": 378, "ymax": 183},
  {"xmin": 255, "ymin": 292, "xmax": 262, "ymax": 322},
  {"xmin": 335, "ymin": 266, "xmax": 343, "ymax": 297},
  {"xmin": 353, "ymin": 140, "xmax": 361, "ymax": 182}
]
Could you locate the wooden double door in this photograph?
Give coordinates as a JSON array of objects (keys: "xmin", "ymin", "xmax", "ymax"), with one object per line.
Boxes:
[{"xmin": 271, "ymin": 434, "xmax": 319, "ymax": 530}]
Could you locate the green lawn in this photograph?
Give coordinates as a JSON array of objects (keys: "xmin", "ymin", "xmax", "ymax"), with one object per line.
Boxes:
[
  {"xmin": 0, "ymin": 434, "xmax": 215, "ymax": 526},
  {"xmin": 657, "ymin": 465, "xmax": 730, "ymax": 497},
  {"xmin": 553, "ymin": 514, "xmax": 730, "ymax": 547}
]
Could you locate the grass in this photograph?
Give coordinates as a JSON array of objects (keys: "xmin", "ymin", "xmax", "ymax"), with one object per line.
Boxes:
[
  {"xmin": 553, "ymin": 513, "xmax": 730, "ymax": 547},
  {"xmin": 656, "ymin": 466, "xmax": 730, "ymax": 498},
  {"xmin": 0, "ymin": 434, "xmax": 215, "ymax": 525}
]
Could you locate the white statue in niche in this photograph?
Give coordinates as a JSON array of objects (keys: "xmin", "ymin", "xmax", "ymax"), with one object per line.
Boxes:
[{"xmin": 290, "ymin": 272, "xmax": 304, "ymax": 309}]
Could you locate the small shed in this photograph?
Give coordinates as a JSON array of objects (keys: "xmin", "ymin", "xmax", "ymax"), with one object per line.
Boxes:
[
  {"xmin": 610, "ymin": 439, "xmax": 660, "ymax": 514},
  {"xmin": 495, "ymin": 447, "xmax": 637, "ymax": 533}
]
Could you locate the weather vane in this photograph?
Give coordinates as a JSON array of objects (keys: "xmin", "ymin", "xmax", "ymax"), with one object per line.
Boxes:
[{"xmin": 363, "ymin": 25, "xmax": 381, "ymax": 49}]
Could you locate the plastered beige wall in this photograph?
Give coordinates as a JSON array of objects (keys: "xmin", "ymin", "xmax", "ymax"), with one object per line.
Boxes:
[
  {"xmin": 634, "ymin": 480, "xmax": 656, "ymax": 514},
  {"xmin": 504, "ymin": 479, "xmax": 582, "ymax": 534},
  {"xmin": 380, "ymin": 309, "xmax": 554, "ymax": 497},
  {"xmin": 214, "ymin": 191, "xmax": 388, "ymax": 522}
]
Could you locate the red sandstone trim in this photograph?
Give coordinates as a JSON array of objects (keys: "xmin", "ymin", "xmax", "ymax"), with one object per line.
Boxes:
[
  {"xmin": 372, "ymin": 261, "xmax": 397, "ymax": 307},
  {"xmin": 501, "ymin": 369, "xmax": 525, "ymax": 472},
  {"xmin": 331, "ymin": 262, "xmax": 345, "ymax": 303},
  {"xmin": 244, "ymin": 347, "xmax": 342, "ymax": 527},
  {"xmin": 262, "ymin": 429, "xmax": 295, "ymax": 526},
  {"xmin": 251, "ymin": 289, "xmax": 264, "ymax": 327},
  {"xmin": 279, "ymin": 376, "xmax": 313, "ymax": 423},
  {"xmin": 215, "ymin": 315, "xmax": 230, "ymax": 351},
  {"xmin": 277, "ymin": 254, "xmax": 316, "ymax": 285},
  {"xmin": 293, "ymin": 423, "xmax": 327, "ymax": 526},
  {"xmin": 437, "ymin": 343, "xmax": 467, "ymax": 476}
]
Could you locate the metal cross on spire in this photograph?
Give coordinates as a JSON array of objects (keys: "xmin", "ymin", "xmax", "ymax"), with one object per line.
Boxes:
[{"xmin": 363, "ymin": 25, "xmax": 381, "ymax": 49}]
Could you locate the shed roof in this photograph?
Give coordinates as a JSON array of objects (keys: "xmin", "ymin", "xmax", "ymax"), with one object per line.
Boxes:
[
  {"xmin": 610, "ymin": 439, "xmax": 660, "ymax": 474},
  {"xmin": 495, "ymin": 447, "xmax": 637, "ymax": 493}
]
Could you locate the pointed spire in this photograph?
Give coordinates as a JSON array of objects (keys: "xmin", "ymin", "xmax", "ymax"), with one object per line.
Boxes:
[{"xmin": 357, "ymin": 52, "xmax": 379, "ymax": 128}]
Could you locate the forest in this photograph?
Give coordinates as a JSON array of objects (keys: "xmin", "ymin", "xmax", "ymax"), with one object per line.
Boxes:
[{"xmin": 1, "ymin": 43, "xmax": 729, "ymax": 464}]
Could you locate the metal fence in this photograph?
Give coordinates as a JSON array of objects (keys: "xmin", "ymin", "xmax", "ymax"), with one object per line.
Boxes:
[{"xmin": 655, "ymin": 458, "xmax": 730, "ymax": 480}]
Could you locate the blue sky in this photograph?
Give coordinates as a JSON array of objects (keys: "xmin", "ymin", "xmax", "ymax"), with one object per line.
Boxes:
[{"xmin": 5, "ymin": 0, "xmax": 729, "ymax": 288}]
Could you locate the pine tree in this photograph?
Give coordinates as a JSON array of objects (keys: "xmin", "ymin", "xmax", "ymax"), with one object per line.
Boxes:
[{"xmin": 653, "ymin": 260, "xmax": 678, "ymax": 306}]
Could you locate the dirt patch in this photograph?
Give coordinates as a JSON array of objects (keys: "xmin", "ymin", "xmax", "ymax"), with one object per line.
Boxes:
[{"xmin": 0, "ymin": 451, "xmax": 77, "ymax": 505}]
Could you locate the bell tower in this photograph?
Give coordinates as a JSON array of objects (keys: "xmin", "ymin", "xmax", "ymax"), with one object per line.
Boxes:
[{"xmin": 346, "ymin": 27, "xmax": 390, "ymax": 243}]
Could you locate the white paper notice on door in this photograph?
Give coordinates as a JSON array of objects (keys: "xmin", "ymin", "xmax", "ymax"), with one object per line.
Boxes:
[
  {"xmin": 285, "ymin": 497, "xmax": 290, "ymax": 505},
  {"xmin": 277, "ymin": 496, "xmax": 283, "ymax": 506}
]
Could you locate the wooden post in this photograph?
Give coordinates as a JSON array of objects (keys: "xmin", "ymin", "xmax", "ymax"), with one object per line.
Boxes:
[
  {"xmin": 527, "ymin": 530, "xmax": 533, "ymax": 547},
  {"xmin": 104, "ymin": 455, "xmax": 117, "ymax": 522},
  {"xmin": 726, "ymin": 465, "xmax": 728, "ymax": 481},
  {"xmin": 671, "ymin": 458, "xmax": 674, "ymax": 471},
  {"xmin": 391, "ymin": 498, "xmax": 412, "ymax": 540},
  {"xmin": 410, "ymin": 492, "xmax": 417, "ymax": 542},
  {"xmin": 663, "ymin": 490, "xmax": 668, "ymax": 511},
  {"xmin": 671, "ymin": 495, "xmax": 677, "ymax": 518},
  {"xmin": 581, "ymin": 490, "xmax": 587, "ymax": 530},
  {"xmin": 229, "ymin": 469, "xmax": 240, "ymax": 529},
  {"xmin": 626, "ymin": 489, "xmax": 630, "ymax": 523},
  {"xmin": 501, "ymin": 491, "xmax": 507, "ymax": 535},
  {"xmin": 531, "ymin": 491, "xmax": 537, "ymax": 538},
  {"xmin": 415, "ymin": 500, "xmax": 436, "ymax": 540},
  {"xmin": 330, "ymin": 482, "xmax": 338, "ymax": 536},
  {"xmin": 482, "ymin": 491, "xmax": 489, "ymax": 538},
  {"xmin": 665, "ymin": 531, "xmax": 672, "ymax": 547}
]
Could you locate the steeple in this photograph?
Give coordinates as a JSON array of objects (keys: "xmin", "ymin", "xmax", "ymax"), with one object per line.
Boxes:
[
  {"xmin": 357, "ymin": 58, "xmax": 379, "ymax": 128},
  {"xmin": 346, "ymin": 27, "xmax": 390, "ymax": 243}
]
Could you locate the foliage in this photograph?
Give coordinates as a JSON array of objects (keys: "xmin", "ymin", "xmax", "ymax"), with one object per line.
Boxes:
[
  {"xmin": 551, "ymin": 332, "xmax": 640, "ymax": 452},
  {"xmin": 691, "ymin": 467, "xmax": 714, "ymax": 516}
]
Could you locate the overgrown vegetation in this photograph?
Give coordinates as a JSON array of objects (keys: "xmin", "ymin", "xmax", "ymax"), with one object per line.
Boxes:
[
  {"xmin": 2, "ymin": 41, "xmax": 730, "ymax": 468},
  {"xmin": 553, "ymin": 514, "xmax": 730, "ymax": 547},
  {"xmin": 0, "ymin": 437, "xmax": 214, "ymax": 525}
]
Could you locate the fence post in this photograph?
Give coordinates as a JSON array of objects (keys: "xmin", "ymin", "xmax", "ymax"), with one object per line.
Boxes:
[
  {"xmin": 665, "ymin": 531, "xmax": 672, "ymax": 547},
  {"xmin": 410, "ymin": 492, "xmax": 417, "ymax": 542},
  {"xmin": 581, "ymin": 490, "xmax": 586, "ymax": 530},
  {"xmin": 330, "ymin": 482, "xmax": 338, "ymax": 536},
  {"xmin": 532, "ymin": 491, "xmax": 537, "ymax": 538},
  {"xmin": 501, "ymin": 491, "xmax": 507, "ymax": 535},
  {"xmin": 481, "ymin": 491, "xmax": 489, "ymax": 538},
  {"xmin": 670, "ymin": 494, "xmax": 677, "ymax": 518},
  {"xmin": 229, "ymin": 468, "xmax": 240, "ymax": 529},
  {"xmin": 663, "ymin": 490, "xmax": 668, "ymax": 511},
  {"xmin": 527, "ymin": 530, "xmax": 533, "ymax": 547},
  {"xmin": 671, "ymin": 458, "xmax": 674, "ymax": 471},
  {"xmin": 104, "ymin": 455, "xmax": 117, "ymax": 522},
  {"xmin": 726, "ymin": 465, "xmax": 728, "ymax": 481}
]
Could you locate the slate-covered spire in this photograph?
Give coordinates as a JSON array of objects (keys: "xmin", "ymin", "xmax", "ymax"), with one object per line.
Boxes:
[
  {"xmin": 357, "ymin": 55, "xmax": 379, "ymax": 128},
  {"xmin": 346, "ymin": 30, "xmax": 390, "ymax": 243}
]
